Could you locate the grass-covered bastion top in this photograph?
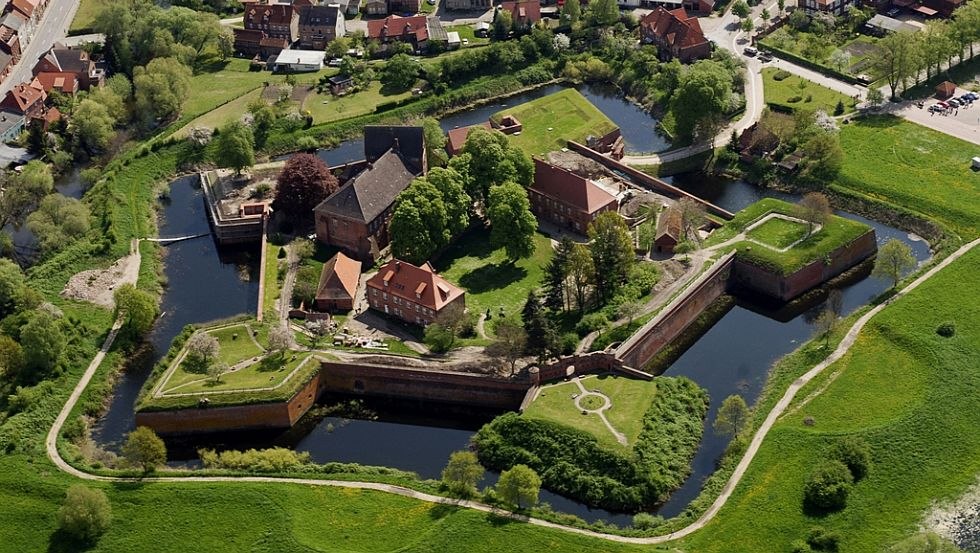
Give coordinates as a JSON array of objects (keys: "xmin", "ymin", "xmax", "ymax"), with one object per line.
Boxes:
[{"xmin": 490, "ymin": 89, "xmax": 619, "ymax": 156}]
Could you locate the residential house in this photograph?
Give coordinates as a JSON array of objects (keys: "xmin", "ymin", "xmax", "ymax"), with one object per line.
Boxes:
[
  {"xmin": 639, "ymin": 8, "xmax": 710, "ymax": 63},
  {"xmin": 528, "ymin": 159, "xmax": 618, "ymax": 233},
  {"xmin": 32, "ymin": 44, "xmax": 104, "ymax": 90},
  {"xmin": 272, "ymin": 49, "xmax": 325, "ymax": 71},
  {"xmin": 327, "ymin": 74, "xmax": 354, "ymax": 95},
  {"xmin": 922, "ymin": 0, "xmax": 963, "ymax": 17},
  {"xmin": 365, "ymin": 259, "xmax": 465, "ymax": 326},
  {"xmin": 864, "ymin": 13, "xmax": 918, "ymax": 35},
  {"xmin": 4, "ymin": 0, "xmax": 41, "ymax": 45},
  {"xmin": 0, "ymin": 108, "xmax": 25, "ymax": 142},
  {"xmin": 392, "ymin": 0, "xmax": 422, "ymax": 13},
  {"xmin": 365, "ymin": 0, "xmax": 389, "ymax": 15},
  {"xmin": 0, "ymin": 12, "xmax": 24, "ymax": 62},
  {"xmin": 445, "ymin": 122, "xmax": 491, "ymax": 157},
  {"xmin": 298, "ymin": 4, "xmax": 345, "ymax": 50},
  {"xmin": 313, "ymin": 126, "xmax": 426, "ymax": 262},
  {"xmin": 34, "ymin": 72, "xmax": 79, "ymax": 96},
  {"xmin": 499, "ymin": 0, "xmax": 541, "ymax": 30},
  {"xmin": 445, "ymin": 0, "xmax": 492, "ymax": 11},
  {"xmin": 801, "ymin": 0, "xmax": 852, "ymax": 16},
  {"xmin": 0, "ymin": 50, "xmax": 12, "ymax": 84},
  {"xmin": 234, "ymin": 1, "xmax": 299, "ymax": 56},
  {"xmin": 367, "ymin": 15, "xmax": 447, "ymax": 52},
  {"xmin": 314, "ymin": 251, "xmax": 361, "ymax": 312},
  {"xmin": 0, "ymin": 79, "xmax": 45, "ymax": 118},
  {"xmin": 654, "ymin": 206, "xmax": 682, "ymax": 253}
]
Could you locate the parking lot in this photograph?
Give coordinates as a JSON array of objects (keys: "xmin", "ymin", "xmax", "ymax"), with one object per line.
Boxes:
[{"xmin": 894, "ymin": 87, "xmax": 980, "ymax": 146}]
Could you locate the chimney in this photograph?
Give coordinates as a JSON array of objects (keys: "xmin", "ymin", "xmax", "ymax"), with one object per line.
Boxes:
[
  {"xmin": 394, "ymin": 261, "xmax": 401, "ymax": 271},
  {"xmin": 392, "ymin": 137, "xmax": 400, "ymax": 152}
]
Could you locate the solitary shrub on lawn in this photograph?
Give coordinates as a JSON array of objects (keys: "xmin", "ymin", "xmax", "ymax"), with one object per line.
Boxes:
[
  {"xmin": 122, "ymin": 426, "xmax": 167, "ymax": 474},
  {"xmin": 828, "ymin": 436, "xmax": 871, "ymax": 480},
  {"xmin": 807, "ymin": 525, "xmax": 842, "ymax": 551},
  {"xmin": 790, "ymin": 540, "xmax": 812, "ymax": 553},
  {"xmin": 58, "ymin": 485, "xmax": 111, "ymax": 543},
  {"xmin": 936, "ymin": 322, "xmax": 955, "ymax": 337},
  {"xmin": 803, "ymin": 459, "xmax": 853, "ymax": 511}
]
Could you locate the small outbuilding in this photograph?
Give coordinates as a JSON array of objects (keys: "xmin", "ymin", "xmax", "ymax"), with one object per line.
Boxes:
[
  {"xmin": 328, "ymin": 74, "xmax": 354, "ymax": 95},
  {"xmin": 447, "ymin": 31, "xmax": 461, "ymax": 49},
  {"xmin": 654, "ymin": 206, "xmax": 683, "ymax": 253},
  {"xmin": 474, "ymin": 21, "xmax": 490, "ymax": 37},
  {"xmin": 935, "ymin": 81, "xmax": 957, "ymax": 99},
  {"xmin": 315, "ymin": 252, "xmax": 362, "ymax": 312},
  {"xmin": 272, "ymin": 49, "xmax": 325, "ymax": 72}
]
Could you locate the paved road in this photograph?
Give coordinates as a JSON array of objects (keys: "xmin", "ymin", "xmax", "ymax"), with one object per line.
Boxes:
[{"xmin": 0, "ymin": 0, "xmax": 80, "ymax": 98}]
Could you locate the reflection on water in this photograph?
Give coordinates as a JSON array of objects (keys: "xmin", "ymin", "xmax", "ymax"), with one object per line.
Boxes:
[{"xmin": 3, "ymin": 167, "xmax": 87, "ymax": 265}]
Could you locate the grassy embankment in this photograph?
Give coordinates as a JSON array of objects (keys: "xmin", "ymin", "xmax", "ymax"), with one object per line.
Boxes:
[
  {"xmin": 745, "ymin": 216, "xmax": 810, "ymax": 249},
  {"xmin": 704, "ymin": 198, "xmax": 871, "ymax": 275},
  {"xmin": 491, "ymin": 88, "xmax": 618, "ymax": 156},
  {"xmin": 762, "ymin": 68, "xmax": 858, "ymax": 115}
]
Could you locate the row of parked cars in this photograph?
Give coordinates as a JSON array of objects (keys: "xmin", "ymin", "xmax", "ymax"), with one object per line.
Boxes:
[
  {"xmin": 929, "ymin": 92, "xmax": 979, "ymax": 112},
  {"xmin": 743, "ymin": 47, "xmax": 773, "ymax": 62}
]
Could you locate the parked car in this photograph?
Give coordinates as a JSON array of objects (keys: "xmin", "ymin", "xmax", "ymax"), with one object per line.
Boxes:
[
  {"xmin": 928, "ymin": 104, "xmax": 943, "ymax": 113},
  {"xmin": 328, "ymin": 58, "xmax": 342, "ymax": 67},
  {"xmin": 966, "ymin": 92, "xmax": 979, "ymax": 100},
  {"xmin": 744, "ymin": 47, "xmax": 758, "ymax": 57},
  {"xmin": 462, "ymin": 38, "xmax": 469, "ymax": 45},
  {"xmin": 959, "ymin": 94, "xmax": 973, "ymax": 103},
  {"xmin": 886, "ymin": 7, "xmax": 901, "ymax": 16},
  {"xmin": 760, "ymin": 52, "xmax": 773, "ymax": 62},
  {"xmin": 948, "ymin": 98, "xmax": 961, "ymax": 107}
]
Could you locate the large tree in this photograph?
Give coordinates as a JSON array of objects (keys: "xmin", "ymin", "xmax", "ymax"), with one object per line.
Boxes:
[
  {"xmin": 872, "ymin": 238, "xmax": 916, "ymax": 290},
  {"xmin": 0, "ymin": 259, "xmax": 28, "ymax": 318},
  {"xmin": 421, "ymin": 117, "xmax": 448, "ymax": 167},
  {"xmin": 185, "ymin": 332, "xmax": 220, "ymax": 369},
  {"xmin": 389, "ymin": 200, "xmax": 436, "ymax": 265},
  {"xmin": 588, "ymin": 211, "xmax": 634, "ymax": 303},
  {"xmin": 460, "ymin": 128, "xmax": 532, "ymax": 201},
  {"xmin": 442, "ymin": 450, "xmax": 485, "ymax": 498},
  {"xmin": 114, "ymin": 283, "xmax": 158, "ymax": 338},
  {"xmin": 561, "ymin": 0, "xmax": 581, "ymax": 25},
  {"xmin": 274, "ymin": 153, "xmax": 337, "ymax": 222},
  {"xmin": 588, "ymin": 0, "xmax": 620, "ymax": 26},
  {"xmin": 872, "ymin": 32, "xmax": 921, "ymax": 99},
  {"xmin": 72, "ymin": 99, "xmax": 116, "ymax": 153},
  {"xmin": 671, "ymin": 60, "xmax": 734, "ymax": 144},
  {"xmin": 521, "ymin": 291, "xmax": 559, "ymax": 362},
  {"xmin": 20, "ymin": 310, "xmax": 66, "ymax": 376},
  {"xmin": 215, "ymin": 121, "xmax": 255, "ymax": 176},
  {"xmin": 133, "ymin": 57, "xmax": 192, "ymax": 122},
  {"xmin": 486, "ymin": 319, "xmax": 528, "ymax": 375},
  {"xmin": 380, "ymin": 54, "xmax": 419, "ymax": 92},
  {"xmin": 122, "ymin": 426, "xmax": 167, "ymax": 473},
  {"xmin": 0, "ymin": 160, "xmax": 54, "ymax": 229},
  {"xmin": 426, "ymin": 167, "xmax": 471, "ymax": 236},
  {"xmin": 496, "ymin": 464, "xmax": 542, "ymax": 509},
  {"xmin": 26, "ymin": 194, "xmax": 91, "ymax": 256},
  {"xmin": 487, "ymin": 182, "xmax": 537, "ymax": 263},
  {"xmin": 58, "ymin": 485, "xmax": 112, "ymax": 544},
  {"xmin": 797, "ymin": 192, "xmax": 831, "ymax": 237},
  {"xmin": 543, "ymin": 236, "xmax": 574, "ymax": 312},
  {"xmin": 713, "ymin": 394, "xmax": 750, "ymax": 437},
  {"xmin": 0, "ymin": 335, "xmax": 24, "ymax": 382},
  {"xmin": 566, "ymin": 242, "xmax": 595, "ymax": 312}
]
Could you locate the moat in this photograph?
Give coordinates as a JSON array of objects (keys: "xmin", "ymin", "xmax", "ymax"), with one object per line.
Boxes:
[{"xmin": 93, "ymin": 89, "xmax": 930, "ymax": 525}]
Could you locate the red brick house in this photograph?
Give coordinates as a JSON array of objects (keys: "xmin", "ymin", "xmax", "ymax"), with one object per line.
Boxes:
[
  {"xmin": 0, "ymin": 12, "xmax": 24, "ymax": 63},
  {"xmin": 529, "ymin": 159, "xmax": 618, "ymax": 233},
  {"xmin": 366, "ymin": 259, "xmax": 465, "ymax": 326},
  {"xmin": 499, "ymin": 0, "xmax": 541, "ymax": 30},
  {"xmin": 298, "ymin": 4, "xmax": 345, "ymax": 50},
  {"xmin": 314, "ymin": 251, "xmax": 361, "ymax": 312},
  {"xmin": 313, "ymin": 126, "xmax": 426, "ymax": 263},
  {"xmin": 234, "ymin": 0, "xmax": 299, "ymax": 57},
  {"xmin": 639, "ymin": 8, "xmax": 711, "ymax": 63},
  {"xmin": 33, "ymin": 45, "xmax": 104, "ymax": 90},
  {"xmin": 0, "ymin": 79, "xmax": 46, "ymax": 118},
  {"xmin": 34, "ymin": 72, "xmax": 78, "ymax": 96},
  {"xmin": 367, "ymin": 15, "xmax": 443, "ymax": 52},
  {"xmin": 0, "ymin": 51, "xmax": 13, "ymax": 84}
]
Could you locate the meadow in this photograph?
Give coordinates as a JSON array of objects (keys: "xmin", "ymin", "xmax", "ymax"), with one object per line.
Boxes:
[
  {"xmin": 762, "ymin": 68, "xmax": 857, "ymax": 115},
  {"xmin": 491, "ymin": 89, "xmax": 619, "ymax": 156}
]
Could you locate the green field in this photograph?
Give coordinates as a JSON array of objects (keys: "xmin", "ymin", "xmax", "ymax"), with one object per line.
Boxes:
[
  {"xmin": 682, "ymin": 246, "xmax": 980, "ymax": 553},
  {"xmin": 834, "ymin": 115, "xmax": 980, "ymax": 238},
  {"xmin": 305, "ymin": 81, "xmax": 413, "ymax": 125},
  {"xmin": 491, "ymin": 89, "xmax": 619, "ymax": 156},
  {"xmin": 524, "ymin": 374, "xmax": 658, "ymax": 450},
  {"xmin": 163, "ymin": 353, "xmax": 313, "ymax": 396},
  {"xmin": 263, "ymin": 243, "xmax": 282, "ymax": 318},
  {"xmin": 434, "ymin": 228, "xmax": 553, "ymax": 322},
  {"xmin": 746, "ymin": 216, "xmax": 810, "ymax": 249},
  {"xmin": 156, "ymin": 324, "xmax": 265, "ymax": 391},
  {"xmin": 762, "ymin": 68, "xmax": 857, "ymax": 114},
  {"xmin": 706, "ymin": 198, "xmax": 871, "ymax": 275},
  {"xmin": 69, "ymin": 0, "xmax": 108, "ymax": 33}
]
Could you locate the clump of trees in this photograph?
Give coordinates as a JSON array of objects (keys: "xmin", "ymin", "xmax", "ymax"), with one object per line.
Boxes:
[
  {"xmin": 199, "ymin": 447, "xmax": 312, "ymax": 471},
  {"xmin": 390, "ymin": 166, "xmax": 471, "ymax": 264},
  {"xmin": 441, "ymin": 450, "xmax": 485, "ymax": 498},
  {"xmin": 802, "ymin": 436, "xmax": 872, "ymax": 511}
]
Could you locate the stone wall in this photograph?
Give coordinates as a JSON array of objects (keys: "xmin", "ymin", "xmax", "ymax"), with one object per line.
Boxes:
[{"xmin": 729, "ymin": 229, "xmax": 877, "ymax": 301}]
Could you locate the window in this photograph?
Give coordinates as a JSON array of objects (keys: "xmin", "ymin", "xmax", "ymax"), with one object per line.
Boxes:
[{"xmin": 383, "ymin": 292, "xmax": 388, "ymax": 300}]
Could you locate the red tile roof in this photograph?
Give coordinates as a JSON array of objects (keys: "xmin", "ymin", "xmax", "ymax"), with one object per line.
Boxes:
[
  {"xmin": 655, "ymin": 206, "xmax": 683, "ymax": 244},
  {"xmin": 367, "ymin": 15, "xmax": 430, "ymax": 42},
  {"xmin": 531, "ymin": 159, "xmax": 617, "ymax": 215},
  {"xmin": 316, "ymin": 251, "xmax": 362, "ymax": 302},
  {"xmin": 34, "ymin": 72, "xmax": 78, "ymax": 95},
  {"xmin": 640, "ymin": 7, "xmax": 708, "ymax": 51},
  {"xmin": 445, "ymin": 122, "xmax": 492, "ymax": 156},
  {"xmin": 244, "ymin": 3, "xmax": 296, "ymax": 28},
  {"xmin": 500, "ymin": 0, "xmax": 541, "ymax": 23},
  {"xmin": 1, "ymin": 80, "xmax": 45, "ymax": 113},
  {"xmin": 366, "ymin": 259, "xmax": 464, "ymax": 312},
  {"xmin": 9, "ymin": 0, "xmax": 38, "ymax": 18}
]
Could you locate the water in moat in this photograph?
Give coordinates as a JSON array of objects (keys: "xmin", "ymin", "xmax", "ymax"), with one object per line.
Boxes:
[
  {"xmin": 3, "ymin": 167, "xmax": 87, "ymax": 266},
  {"xmin": 92, "ymin": 95, "xmax": 928, "ymax": 525}
]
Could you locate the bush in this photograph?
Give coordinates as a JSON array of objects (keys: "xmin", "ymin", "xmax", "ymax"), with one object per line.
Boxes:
[
  {"xmin": 773, "ymin": 70, "xmax": 792, "ymax": 81},
  {"xmin": 58, "ymin": 485, "xmax": 111, "ymax": 543},
  {"xmin": 199, "ymin": 447, "xmax": 312, "ymax": 472},
  {"xmin": 803, "ymin": 459, "xmax": 853, "ymax": 511},
  {"xmin": 576, "ymin": 312, "xmax": 609, "ymax": 336},
  {"xmin": 807, "ymin": 526, "xmax": 841, "ymax": 551},
  {"xmin": 936, "ymin": 322, "xmax": 955, "ymax": 337},
  {"xmin": 631, "ymin": 512, "xmax": 664, "ymax": 530},
  {"xmin": 828, "ymin": 436, "xmax": 871, "ymax": 480},
  {"xmin": 790, "ymin": 539, "xmax": 813, "ymax": 553},
  {"xmin": 787, "ymin": 95, "xmax": 803, "ymax": 103},
  {"xmin": 560, "ymin": 332, "xmax": 578, "ymax": 355}
]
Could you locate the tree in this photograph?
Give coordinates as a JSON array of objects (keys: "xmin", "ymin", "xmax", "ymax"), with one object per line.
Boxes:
[
  {"xmin": 493, "ymin": 9, "xmax": 513, "ymax": 39},
  {"xmin": 830, "ymin": 49, "xmax": 851, "ymax": 73},
  {"xmin": 432, "ymin": 302, "xmax": 468, "ymax": 350},
  {"xmin": 801, "ymin": 131, "xmax": 843, "ymax": 181},
  {"xmin": 26, "ymin": 194, "xmax": 91, "ymax": 255},
  {"xmin": 740, "ymin": 17, "xmax": 754, "ymax": 32},
  {"xmin": 486, "ymin": 319, "xmax": 527, "ymax": 375},
  {"xmin": 761, "ymin": 7, "xmax": 771, "ymax": 22},
  {"xmin": 424, "ymin": 323, "xmax": 455, "ymax": 353},
  {"xmin": 566, "ymin": 243, "xmax": 595, "ymax": 312},
  {"xmin": 713, "ymin": 394, "xmax": 750, "ymax": 437},
  {"xmin": 0, "ymin": 258, "xmax": 28, "ymax": 318},
  {"xmin": 207, "ymin": 361, "xmax": 229, "ymax": 383},
  {"xmin": 677, "ymin": 198, "xmax": 706, "ymax": 244},
  {"xmin": 588, "ymin": 0, "xmax": 620, "ymax": 26},
  {"xmin": 114, "ymin": 284, "xmax": 158, "ymax": 338},
  {"xmin": 872, "ymin": 239, "xmax": 916, "ymax": 290},
  {"xmin": 215, "ymin": 121, "xmax": 255, "ymax": 176},
  {"xmin": 813, "ymin": 308, "xmax": 837, "ymax": 344},
  {"xmin": 422, "ymin": 117, "xmax": 448, "ymax": 167},
  {"xmin": 866, "ymin": 87, "xmax": 885, "ymax": 109},
  {"xmin": 671, "ymin": 60, "xmax": 734, "ymax": 143},
  {"xmin": 426, "ymin": 167, "xmax": 471, "ymax": 236},
  {"xmin": 249, "ymin": 103, "xmax": 276, "ymax": 149},
  {"xmin": 441, "ymin": 450, "xmax": 484, "ymax": 497},
  {"xmin": 777, "ymin": 0, "xmax": 785, "ymax": 14},
  {"xmin": 274, "ymin": 153, "xmax": 337, "ymax": 221},
  {"xmin": 326, "ymin": 36, "xmax": 352, "ymax": 59},
  {"xmin": 268, "ymin": 323, "xmax": 293, "ymax": 360},
  {"xmin": 588, "ymin": 211, "xmax": 634, "ymax": 303},
  {"xmin": 829, "ymin": 436, "xmax": 872, "ymax": 480},
  {"xmin": 58, "ymin": 485, "xmax": 111, "ymax": 543},
  {"xmin": 873, "ymin": 32, "xmax": 921, "ymax": 99},
  {"xmin": 797, "ymin": 192, "xmax": 831, "ymax": 237},
  {"xmin": 561, "ymin": 0, "xmax": 581, "ymax": 25},
  {"xmin": 521, "ymin": 291, "xmax": 559, "ymax": 362},
  {"xmin": 122, "ymin": 426, "xmax": 167, "ymax": 473},
  {"xmin": 487, "ymin": 182, "xmax": 537, "ymax": 263},
  {"xmin": 0, "ymin": 160, "xmax": 54, "ymax": 229},
  {"xmin": 732, "ymin": 0, "xmax": 750, "ymax": 18},
  {"xmin": 305, "ymin": 319, "xmax": 331, "ymax": 350},
  {"xmin": 133, "ymin": 57, "xmax": 192, "ymax": 121},
  {"xmin": 380, "ymin": 54, "xmax": 418, "ymax": 92},
  {"xmin": 543, "ymin": 236, "xmax": 574, "ymax": 311},
  {"xmin": 617, "ymin": 300, "xmax": 643, "ymax": 325},
  {"xmin": 390, "ymin": 200, "xmax": 437, "ymax": 265},
  {"xmin": 20, "ymin": 310, "xmax": 66, "ymax": 376},
  {"xmin": 0, "ymin": 335, "xmax": 24, "ymax": 381},
  {"xmin": 803, "ymin": 459, "xmax": 853, "ymax": 511},
  {"xmin": 496, "ymin": 464, "xmax": 541, "ymax": 509},
  {"xmin": 185, "ymin": 332, "xmax": 220, "ymax": 367},
  {"xmin": 72, "ymin": 99, "xmax": 116, "ymax": 153},
  {"xmin": 460, "ymin": 128, "xmax": 533, "ymax": 201}
]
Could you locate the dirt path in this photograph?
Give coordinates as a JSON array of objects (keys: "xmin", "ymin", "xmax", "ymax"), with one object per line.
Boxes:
[
  {"xmin": 44, "ymin": 237, "xmax": 979, "ymax": 545},
  {"xmin": 278, "ymin": 243, "xmax": 298, "ymax": 322}
]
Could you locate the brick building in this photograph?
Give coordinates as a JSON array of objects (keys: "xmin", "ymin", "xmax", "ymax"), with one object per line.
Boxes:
[
  {"xmin": 0, "ymin": 79, "xmax": 45, "ymax": 118},
  {"xmin": 234, "ymin": 0, "xmax": 299, "ymax": 57},
  {"xmin": 654, "ymin": 206, "xmax": 682, "ymax": 253},
  {"xmin": 639, "ymin": 7, "xmax": 711, "ymax": 63},
  {"xmin": 367, "ymin": 15, "xmax": 447, "ymax": 53},
  {"xmin": 33, "ymin": 44, "xmax": 104, "ymax": 90},
  {"xmin": 298, "ymin": 4, "xmax": 345, "ymax": 50},
  {"xmin": 528, "ymin": 159, "xmax": 618, "ymax": 233},
  {"xmin": 314, "ymin": 251, "xmax": 361, "ymax": 312},
  {"xmin": 365, "ymin": 259, "xmax": 465, "ymax": 326},
  {"xmin": 313, "ymin": 126, "xmax": 426, "ymax": 263},
  {"xmin": 499, "ymin": 0, "xmax": 541, "ymax": 30}
]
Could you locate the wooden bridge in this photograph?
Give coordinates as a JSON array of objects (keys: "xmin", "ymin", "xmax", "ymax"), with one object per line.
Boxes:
[{"xmin": 143, "ymin": 233, "xmax": 210, "ymax": 244}]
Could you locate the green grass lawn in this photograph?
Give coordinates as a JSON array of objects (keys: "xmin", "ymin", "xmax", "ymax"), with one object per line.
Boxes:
[
  {"xmin": 705, "ymin": 198, "xmax": 871, "ymax": 275},
  {"xmin": 524, "ymin": 374, "xmax": 658, "ymax": 450},
  {"xmin": 834, "ymin": 115, "xmax": 980, "ymax": 238},
  {"xmin": 681, "ymin": 246, "xmax": 980, "ymax": 553},
  {"xmin": 167, "ymin": 352, "xmax": 312, "ymax": 395},
  {"xmin": 746, "ymin": 217, "xmax": 810, "ymax": 249},
  {"xmin": 434, "ymin": 228, "xmax": 552, "ymax": 323},
  {"xmin": 263, "ymin": 243, "xmax": 282, "ymax": 318},
  {"xmin": 763, "ymin": 68, "xmax": 857, "ymax": 115},
  {"xmin": 69, "ymin": 0, "xmax": 107, "ymax": 33},
  {"xmin": 448, "ymin": 24, "xmax": 490, "ymax": 45},
  {"xmin": 175, "ymin": 88, "xmax": 264, "ymax": 138},
  {"xmin": 492, "ymin": 89, "xmax": 619, "ymax": 156},
  {"xmin": 158, "ymin": 324, "xmax": 266, "ymax": 392},
  {"xmin": 305, "ymin": 81, "xmax": 413, "ymax": 125}
]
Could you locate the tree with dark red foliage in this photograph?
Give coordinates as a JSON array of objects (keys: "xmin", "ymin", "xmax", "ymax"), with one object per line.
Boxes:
[{"xmin": 274, "ymin": 154, "xmax": 338, "ymax": 223}]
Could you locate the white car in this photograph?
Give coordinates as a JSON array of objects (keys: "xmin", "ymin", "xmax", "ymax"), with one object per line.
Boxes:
[
  {"xmin": 744, "ymin": 47, "xmax": 758, "ymax": 57},
  {"xmin": 327, "ymin": 58, "xmax": 342, "ymax": 67}
]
